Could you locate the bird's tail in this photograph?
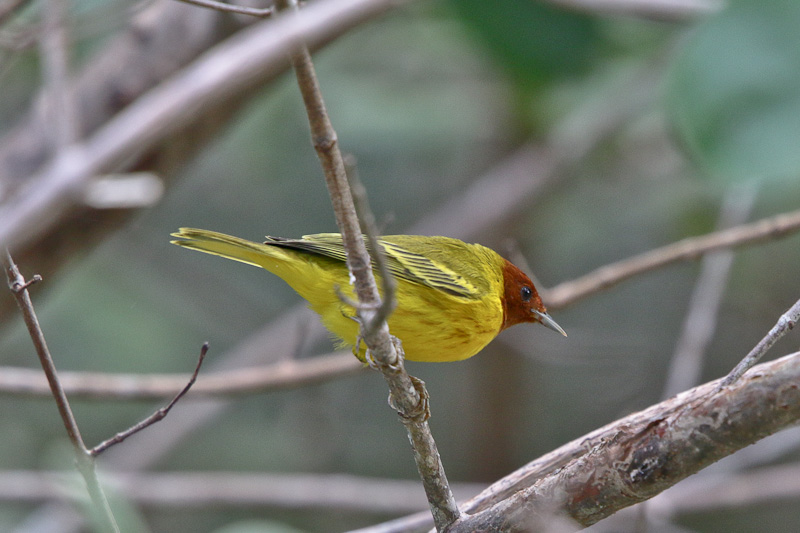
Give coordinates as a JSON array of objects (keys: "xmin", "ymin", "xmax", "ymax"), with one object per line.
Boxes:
[{"xmin": 171, "ymin": 228, "xmax": 283, "ymax": 270}]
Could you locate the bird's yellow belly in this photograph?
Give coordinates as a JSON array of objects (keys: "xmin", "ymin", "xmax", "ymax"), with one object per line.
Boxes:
[{"xmin": 306, "ymin": 278, "xmax": 503, "ymax": 363}]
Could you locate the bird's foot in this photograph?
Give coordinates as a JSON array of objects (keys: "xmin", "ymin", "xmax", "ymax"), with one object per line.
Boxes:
[{"xmin": 388, "ymin": 374, "xmax": 430, "ymax": 423}]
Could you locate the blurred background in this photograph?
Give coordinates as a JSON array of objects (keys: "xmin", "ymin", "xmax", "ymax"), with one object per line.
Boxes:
[{"xmin": 2, "ymin": 0, "xmax": 800, "ymax": 531}]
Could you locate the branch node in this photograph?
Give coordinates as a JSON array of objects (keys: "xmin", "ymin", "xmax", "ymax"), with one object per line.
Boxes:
[{"xmin": 11, "ymin": 273, "xmax": 43, "ymax": 293}]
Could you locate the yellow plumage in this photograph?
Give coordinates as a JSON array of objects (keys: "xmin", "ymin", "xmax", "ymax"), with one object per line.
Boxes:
[{"xmin": 171, "ymin": 228, "xmax": 564, "ymax": 362}]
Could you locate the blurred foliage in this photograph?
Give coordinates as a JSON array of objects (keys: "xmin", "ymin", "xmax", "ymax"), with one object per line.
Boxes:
[
  {"xmin": 443, "ymin": 0, "xmax": 603, "ymax": 132},
  {"xmin": 444, "ymin": 0, "xmax": 602, "ymax": 86},
  {"xmin": 2, "ymin": 0, "xmax": 800, "ymax": 532},
  {"xmin": 666, "ymin": 0, "xmax": 800, "ymax": 182}
]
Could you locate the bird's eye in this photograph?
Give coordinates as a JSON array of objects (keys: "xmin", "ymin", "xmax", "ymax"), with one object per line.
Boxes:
[{"xmin": 521, "ymin": 286, "xmax": 532, "ymax": 301}]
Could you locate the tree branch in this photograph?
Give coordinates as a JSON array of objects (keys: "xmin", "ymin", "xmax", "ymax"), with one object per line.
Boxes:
[
  {"xmin": 451, "ymin": 350, "xmax": 800, "ymax": 529},
  {"xmin": 545, "ymin": 207, "xmax": 800, "ymax": 309},
  {"xmin": 274, "ymin": 0, "xmax": 459, "ymax": 528},
  {"xmin": 351, "ymin": 352, "xmax": 800, "ymax": 532},
  {"xmin": 0, "ymin": 470, "xmax": 486, "ymax": 513},
  {"xmin": 0, "ymin": 0, "xmax": 411, "ymax": 325},
  {"xmin": 0, "ymin": 351, "xmax": 363, "ymax": 400}
]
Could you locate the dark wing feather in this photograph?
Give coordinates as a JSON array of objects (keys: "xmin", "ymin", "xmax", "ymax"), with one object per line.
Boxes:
[{"xmin": 263, "ymin": 234, "xmax": 481, "ymax": 298}]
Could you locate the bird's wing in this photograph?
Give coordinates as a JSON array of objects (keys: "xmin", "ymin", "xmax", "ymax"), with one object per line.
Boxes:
[
  {"xmin": 379, "ymin": 240, "xmax": 480, "ymax": 298},
  {"xmin": 264, "ymin": 234, "xmax": 480, "ymax": 298}
]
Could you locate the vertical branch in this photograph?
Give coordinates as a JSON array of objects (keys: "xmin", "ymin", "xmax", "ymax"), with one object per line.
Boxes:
[
  {"xmin": 662, "ymin": 185, "xmax": 758, "ymax": 398},
  {"xmin": 273, "ymin": 1, "xmax": 460, "ymax": 529},
  {"xmin": 4, "ymin": 252, "xmax": 120, "ymax": 533},
  {"xmin": 39, "ymin": 0, "xmax": 79, "ymax": 148}
]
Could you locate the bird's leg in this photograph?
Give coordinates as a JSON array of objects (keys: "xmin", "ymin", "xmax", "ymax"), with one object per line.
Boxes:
[
  {"xmin": 338, "ymin": 306, "xmax": 379, "ymax": 368},
  {"xmin": 355, "ymin": 335, "xmax": 382, "ymax": 370}
]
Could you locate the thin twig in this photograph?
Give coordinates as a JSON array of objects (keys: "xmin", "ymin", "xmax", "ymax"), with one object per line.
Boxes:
[
  {"xmin": 3, "ymin": 251, "xmax": 120, "ymax": 533},
  {"xmin": 545, "ymin": 207, "xmax": 800, "ymax": 309},
  {"xmin": 91, "ymin": 343, "xmax": 208, "ymax": 455},
  {"xmin": 346, "ymin": 162, "xmax": 397, "ymax": 329},
  {"xmin": 274, "ymin": 1, "xmax": 459, "ymax": 528},
  {"xmin": 718, "ymin": 299, "xmax": 800, "ymax": 389},
  {"xmin": 662, "ymin": 185, "xmax": 758, "ymax": 398},
  {"xmin": 174, "ymin": 0, "xmax": 274, "ymax": 18}
]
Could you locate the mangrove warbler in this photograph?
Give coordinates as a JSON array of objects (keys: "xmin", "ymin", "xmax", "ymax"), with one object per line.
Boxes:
[{"xmin": 171, "ymin": 228, "xmax": 566, "ymax": 362}]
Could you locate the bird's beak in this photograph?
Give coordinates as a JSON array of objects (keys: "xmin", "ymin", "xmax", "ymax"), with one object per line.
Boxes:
[{"xmin": 533, "ymin": 310, "xmax": 567, "ymax": 337}]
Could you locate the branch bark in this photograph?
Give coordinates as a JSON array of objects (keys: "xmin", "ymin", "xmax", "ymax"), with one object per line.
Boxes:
[{"xmin": 455, "ymin": 353, "xmax": 800, "ymax": 528}]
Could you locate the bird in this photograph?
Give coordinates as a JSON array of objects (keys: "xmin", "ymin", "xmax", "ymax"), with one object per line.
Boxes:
[{"xmin": 171, "ymin": 228, "xmax": 566, "ymax": 363}]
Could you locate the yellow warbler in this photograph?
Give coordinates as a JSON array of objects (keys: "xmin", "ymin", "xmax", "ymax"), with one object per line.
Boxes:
[{"xmin": 171, "ymin": 228, "xmax": 565, "ymax": 362}]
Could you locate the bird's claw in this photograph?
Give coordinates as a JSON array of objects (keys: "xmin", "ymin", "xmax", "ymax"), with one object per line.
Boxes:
[{"xmin": 388, "ymin": 375, "xmax": 430, "ymax": 423}]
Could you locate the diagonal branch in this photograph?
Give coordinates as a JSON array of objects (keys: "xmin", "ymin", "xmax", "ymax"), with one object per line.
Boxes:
[
  {"xmin": 90, "ymin": 342, "xmax": 208, "ymax": 455},
  {"xmin": 0, "ymin": 0, "xmax": 413, "ymax": 326},
  {"xmin": 719, "ymin": 298, "xmax": 800, "ymax": 388},
  {"xmin": 545, "ymin": 207, "xmax": 800, "ymax": 309}
]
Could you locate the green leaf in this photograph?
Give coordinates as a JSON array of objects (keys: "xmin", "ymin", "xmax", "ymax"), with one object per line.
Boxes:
[{"xmin": 666, "ymin": 0, "xmax": 800, "ymax": 182}]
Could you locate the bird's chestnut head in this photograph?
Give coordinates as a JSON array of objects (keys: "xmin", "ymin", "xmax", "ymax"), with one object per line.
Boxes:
[{"xmin": 501, "ymin": 259, "xmax": 566, "ymax": 336}]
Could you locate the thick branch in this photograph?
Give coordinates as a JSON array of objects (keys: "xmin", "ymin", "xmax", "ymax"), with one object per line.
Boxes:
[
  {"xmin": 450, "ymin": 351, "xmax": 800, "ymax": 529},
  {"xmin": 0, "ymin": 0, "xmax": 409, "ymax": 325}
]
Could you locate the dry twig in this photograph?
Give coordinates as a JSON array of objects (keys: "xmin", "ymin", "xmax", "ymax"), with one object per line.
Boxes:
[
  {"xmin": 4, "ymin": 252, "xmax": 120, "ymax": 533},
  {"xmin": 90, "ymin": 343, "xmax": 209, "ymax": 455},
  {"xmin": 4, "ymin": 253, "xmax": 208, "ymax": 529},
  {"xmin": 719, "ymin": 298, "xmax": 800, "ymax": 388}
]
